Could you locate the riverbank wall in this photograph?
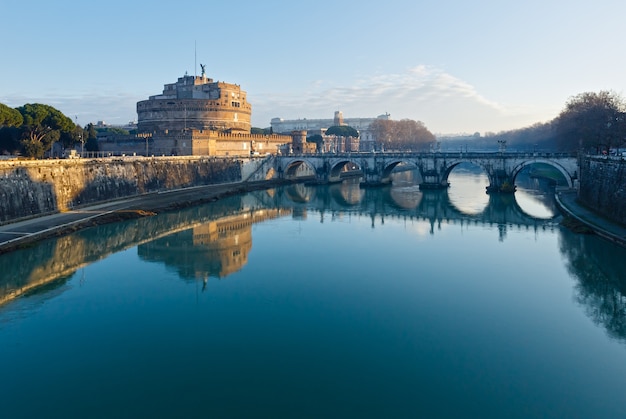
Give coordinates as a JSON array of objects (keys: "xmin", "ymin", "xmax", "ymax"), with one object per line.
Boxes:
[
  {"xmin": 0, "ymin": 156, "xmax": 252, "ymax": 224},
  {"xmin": 579, "ymin": 156, "xmax": 626, "ymax": 226}
]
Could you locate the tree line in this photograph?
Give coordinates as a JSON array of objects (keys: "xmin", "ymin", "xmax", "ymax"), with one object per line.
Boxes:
[
  {"xmin": 0, "ymin": 103, "xmax": 102, "ymax": 158},
  {"xmin": 307, "ymin": 119, "xmax": 437, "ymax": 151},
  {"xmin": 485, "ymin": 91, "xmax": 626, "ymax": 153},
  {"xmin": 2, "ymin": 90, "xmax": 625, "ymax": 158}
]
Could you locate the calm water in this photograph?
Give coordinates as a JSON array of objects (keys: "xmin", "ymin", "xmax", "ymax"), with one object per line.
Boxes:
[{"xmin": 1, "ymin": 169, "xmax": 626, "ymax": 418}]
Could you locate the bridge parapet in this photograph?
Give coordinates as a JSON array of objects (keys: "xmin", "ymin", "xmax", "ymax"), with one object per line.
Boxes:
[{"xmin": 274, "ymin": 152, "xmax": 579, "ymax": 192}]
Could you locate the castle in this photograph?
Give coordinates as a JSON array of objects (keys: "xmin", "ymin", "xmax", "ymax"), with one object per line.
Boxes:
[
  {"xmin": 137, "ymin": 70, "xmax": 252, "ymax": 133},
  {"xmin": 97, "ymin": 70, "xmax": 389, "ymax": 156},
  {"xmin": 99, "ymin": 69, "xmax": 292, "ymax": 157}
]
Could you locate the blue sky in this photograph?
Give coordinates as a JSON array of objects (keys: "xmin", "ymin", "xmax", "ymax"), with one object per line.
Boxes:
[{"xmin": 2, "ymin": 0, "xmax": 625, "ymax": 134}]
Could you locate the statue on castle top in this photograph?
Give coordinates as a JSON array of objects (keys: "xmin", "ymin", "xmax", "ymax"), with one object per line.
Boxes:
[{"xmin": 200, "ymin": 64, "xmax": 206, "ymax": 77}]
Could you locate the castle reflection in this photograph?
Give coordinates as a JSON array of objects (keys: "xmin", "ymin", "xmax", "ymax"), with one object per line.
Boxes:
[{"xmin": 137, "ymin": 209, "xmax": 289, "ymax": 283}]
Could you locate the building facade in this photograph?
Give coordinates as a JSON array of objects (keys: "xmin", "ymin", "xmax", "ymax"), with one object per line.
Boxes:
[
  {"xmin": 98, "ymin": 130, "xmax": 292, "ymax": 157},
  {"xmin": 270, "ymin": 111, "xmax": 390, "ymax": 151}
]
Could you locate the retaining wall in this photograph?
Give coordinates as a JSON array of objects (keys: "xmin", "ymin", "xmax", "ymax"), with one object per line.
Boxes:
[
  {"xmin": 0, "ymin": 157, "xmax": 243, "ymax": 224},
  {"xmin": 579, "ymin": 156, "xmax": 626, "ymax": 225}
]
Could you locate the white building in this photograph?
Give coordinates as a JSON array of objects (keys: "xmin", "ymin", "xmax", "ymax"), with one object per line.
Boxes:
[{"xmin": 270, "ymin": 111, "xmax": 390, "ymax": 152}]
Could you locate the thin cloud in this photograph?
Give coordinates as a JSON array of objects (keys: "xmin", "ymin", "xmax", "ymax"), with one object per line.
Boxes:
[
  {"xmin": 2, "ymin": 66, "xmax": 549, "ymax": 133},
  {"xmin": 250, "ymin": 66, "xmax": 514, "ymax": 132}
]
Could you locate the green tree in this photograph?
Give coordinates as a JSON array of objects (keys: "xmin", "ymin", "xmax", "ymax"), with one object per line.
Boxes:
[
  {"xmin": 251, "ymin": 127, "xmax": 272, "ymax": 135},
  {"xmin": 86, "ymin": 137, "xmax": 99, "ymax": 152},
  {"xmin": 0, "ymin": 127, "xmax": 21, "ymax": 154},
  {"xmin": 555, "ymin": 91, "xmax": 626, "ymax": 153},
  {"xmin": 58, "ymin": 123, "xmax": 85, "ymax": 148},
  {"xmin": 307, "ymin": 134, "xmax": 323, "ymax": 152},
  {"xmin": 0, "ymin": 103, "xmax": 23, "ymax": 127},
  {"xmin": 96, "ymin": 127, "xmax": 130, "ymax": 136},
  {"xmin": 325, "ymin": 125, "xmax": 359, "ymax": 138},
  {"xmin": 17, "ymin": 103, "xmax": 75, "ymax": 158},
  {"xmin": 86, "ymin": 123, "xmax": 97, "ymax": 141}
]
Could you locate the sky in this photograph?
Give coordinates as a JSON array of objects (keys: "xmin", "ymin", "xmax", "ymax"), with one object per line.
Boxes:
[{"xmin": 2, "ymin": 0, "xmax": 626, "ymax": 135}]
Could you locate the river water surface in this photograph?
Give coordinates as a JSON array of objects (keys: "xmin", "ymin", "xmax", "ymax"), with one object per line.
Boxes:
[{"xmin": 1, "ymin": 169, "xmax": 625, "ymax": 418}]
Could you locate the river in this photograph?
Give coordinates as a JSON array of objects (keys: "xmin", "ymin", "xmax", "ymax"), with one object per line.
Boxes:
[{"xmin": 1, "ymin": 168, "xmax": 625, "ymax": 418}]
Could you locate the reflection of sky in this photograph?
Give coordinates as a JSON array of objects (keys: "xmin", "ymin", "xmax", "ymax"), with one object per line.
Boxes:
[
  {"xmin": 447, "ymin": 171, "xmax": 489, "ymax": 214},
  {"xmin": 514, "ymin": 189, "xmax": 554, "ymax": 219}
]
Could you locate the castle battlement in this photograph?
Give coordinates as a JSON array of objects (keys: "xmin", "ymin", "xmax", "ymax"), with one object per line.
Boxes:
[{"xmin": 138, "ymin": 72, "xmax": 251, "ymax": 134}]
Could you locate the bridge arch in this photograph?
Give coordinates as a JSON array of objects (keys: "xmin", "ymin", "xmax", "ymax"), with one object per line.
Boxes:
[
  {"xmin": 380, "ymin": 160, "xmax": 419, "ymax": 183},
  {"xmin": 281, "ymin": 158, "xmax": 317, "ymax": 180},
  {"xmin": 441, "ymin": 160, "xmax": 489, "ymax": 183},
  {"xmin": 509, "ymin": 158, "xmax": 574, "ymax": 188},
  {"xmin": 328, "ymin": 159, "xmax": 361, "ymax": 180}
]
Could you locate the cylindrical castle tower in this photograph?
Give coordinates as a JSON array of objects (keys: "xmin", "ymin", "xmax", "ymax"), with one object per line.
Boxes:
[{"xmin": 137, "ymin": 74, "xmax": 252, "ymax": 133}]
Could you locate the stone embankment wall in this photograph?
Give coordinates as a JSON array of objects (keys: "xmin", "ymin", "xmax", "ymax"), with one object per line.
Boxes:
[
  {"xmin": 0, "ymin": 157, "xmax": 243, "ymax": 224},
  {"xmin": 579, "ymin": 156, "xmax": 626, "ymax": 225}
]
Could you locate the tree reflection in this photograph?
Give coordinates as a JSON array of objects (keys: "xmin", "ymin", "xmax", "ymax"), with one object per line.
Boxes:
[{"xmin": 559, "ymin": 230, "xmax": 626, "ymax": 341}]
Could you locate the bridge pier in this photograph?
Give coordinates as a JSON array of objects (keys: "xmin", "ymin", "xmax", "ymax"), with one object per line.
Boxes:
[
  {"xmin": 418, "ymin": 169, "xmax": 450, "ymax": 190},
  {"xmin": 417, "ymin": 158, "xmax": 450, "ymax": 190},
  {"xmin": 485, "ymin": 169, "xmax": 516, "ymax": 194}
]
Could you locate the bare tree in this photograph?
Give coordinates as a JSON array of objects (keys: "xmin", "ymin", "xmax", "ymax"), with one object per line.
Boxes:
[
  {"xmin": 370, "ymin": 118, "xmax": 435, "ymax": 151},
  {"xmin": 555, "ymin": 91, "xmax": 626, "ymax": 153}
]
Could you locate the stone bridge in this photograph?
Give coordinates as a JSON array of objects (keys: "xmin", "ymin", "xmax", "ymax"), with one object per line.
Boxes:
[{"xmin": 273, "ymin": 151, "xmax": 579, "ymax": 193}]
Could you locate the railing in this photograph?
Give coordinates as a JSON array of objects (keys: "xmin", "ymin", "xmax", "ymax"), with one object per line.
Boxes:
[{"xmin": 277, "ymin": 151, "xmax": 579, "ymax": 159}]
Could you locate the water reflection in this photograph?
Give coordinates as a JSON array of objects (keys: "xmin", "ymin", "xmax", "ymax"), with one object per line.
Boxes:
[
  {"xmin": 137, "ymin": 209, "xmax": 288, "ymax": 284},
  {"xmin": 447, "ymin": 164, "xmax": 490, "ymax": 215},
  {"xmin": 559, "ymin": 231, "xmax": 626, "ymax": 342},
  {"xmin": 0, "ymin": 181, "xmax": 561, "ymax": 306},
  {"xmin": 1, "ymin": 180, "xmax": 625, "ymax": 346},
  {"xmin": 515, "ymin": 173, "xmax": 560, "ymax": 218}
]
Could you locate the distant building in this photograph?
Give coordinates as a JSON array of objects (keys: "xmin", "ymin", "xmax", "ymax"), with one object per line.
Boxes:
[{"xmin": 271, "ymin": 111, "xmax": 390, "ymax": 151}]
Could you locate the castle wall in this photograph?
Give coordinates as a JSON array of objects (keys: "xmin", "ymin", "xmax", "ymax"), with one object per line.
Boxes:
[
  {"xmin": 0, "ymin": 157, "xmax": 243, "ymax": 224},
  {"xmin": 137, "ymin": 98, "xmax": 252, "ymax": 133},
  {"xmin": 137, "ymin": 76, "xmax": 252, "ymax": 133},
  {"xmin": 98, "ymin": 131, "xmax": 292, "ymax": 157},
  {"xmin": 579, "ymin": 156, "xmax": 626, "ymax": 225}
]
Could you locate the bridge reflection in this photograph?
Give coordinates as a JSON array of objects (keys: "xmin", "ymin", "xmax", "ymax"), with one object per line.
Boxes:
[
  {"xmin": 0, "ymin": 182, "xmax": 560, "ymax": 308},
  {"xmin": 277, "ymin": 179, "xmax": 561, "ymax": 236},
  {"xmin": 2, "ymin": 182, "xmax": 624, "ymax": 346}
]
